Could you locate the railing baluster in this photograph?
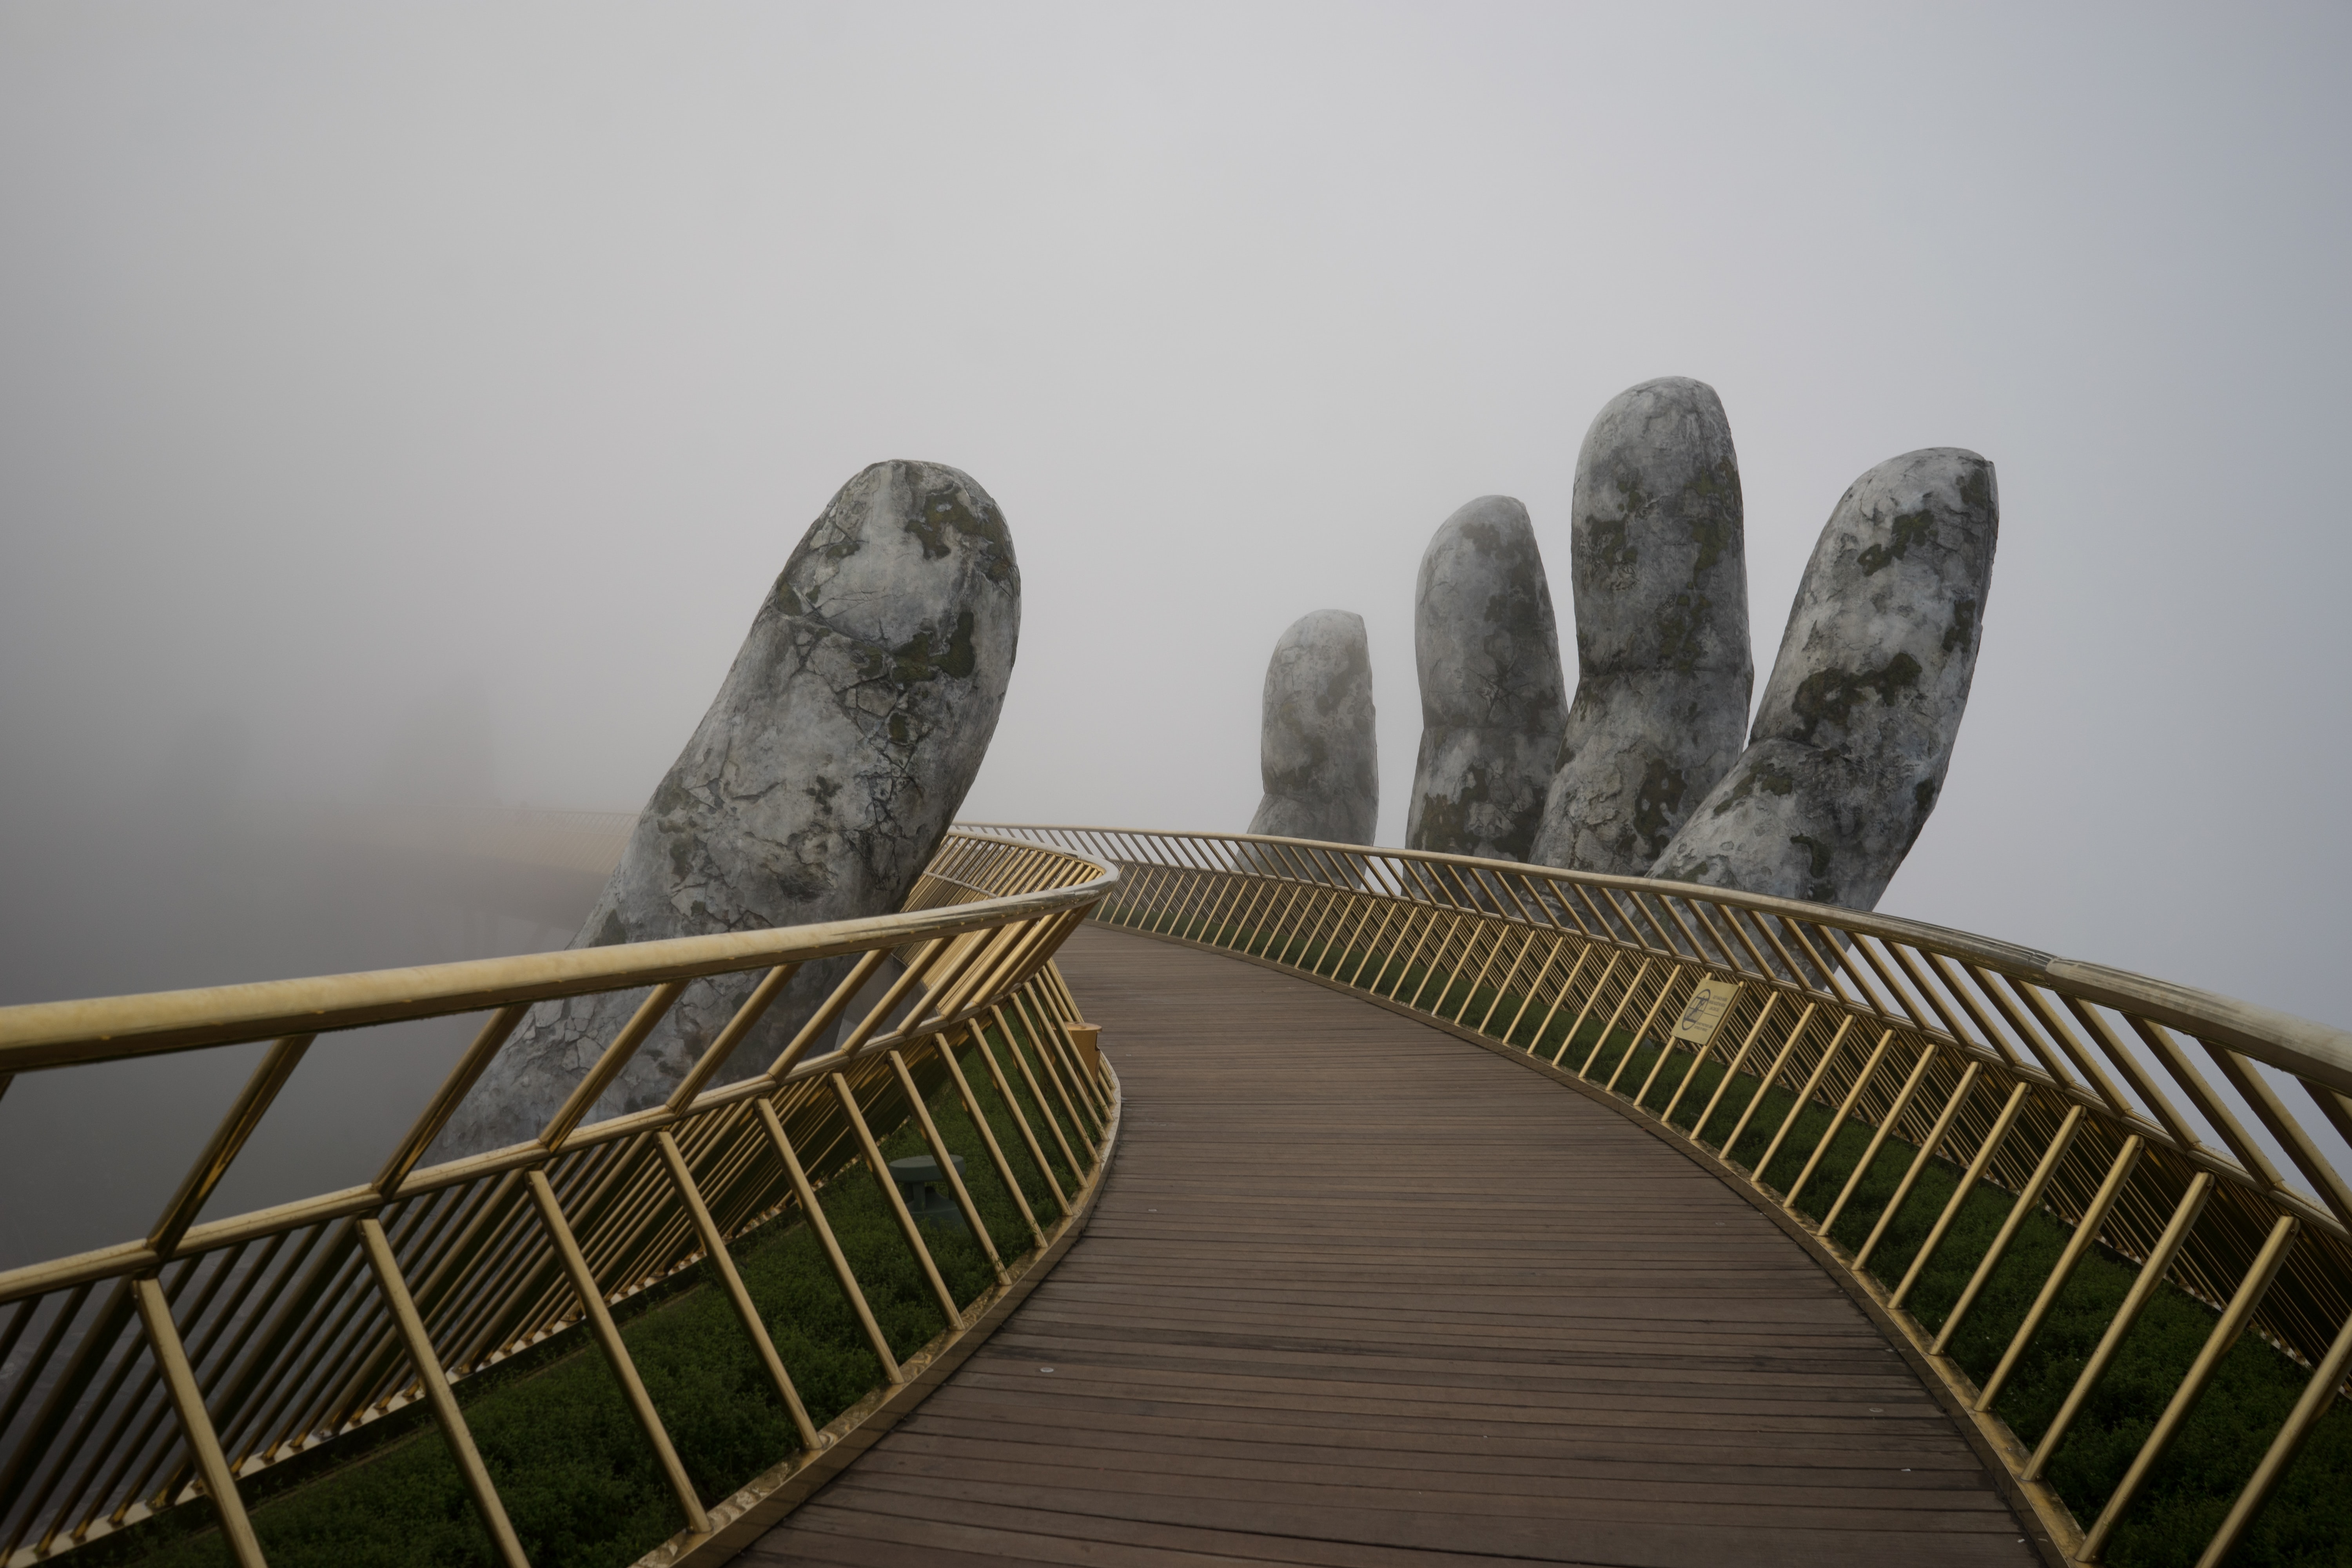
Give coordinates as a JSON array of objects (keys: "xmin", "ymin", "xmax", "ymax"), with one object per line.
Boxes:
[
  {"xmin": 1008, "ymin": 994, "xmax": 1100, "ymax": 1156},
  {"xmin": 751, "ymin": 1098, "xmax": 901, "ymax": 1383},
  {"xmin": 1785, "ymin": 1029, "xmax": 1895, "ymax": 1210},
  {"xmin": 132, "ymin": 1277, "xmax": 266, "ymax": 1568},
  {"xmin": 1748, "ymin": 1017, "xmax": 1861, "ymax": 1186},
  {"xmin": 1708, "ymin": 1006, "xmax": 1814, "ymax": 1160},
  {"xmin": 1977, "ymin": 1135, "xmax": 2145, "ymax": 1412},
  {"xmin": 1853, "ymin": 1061, "xmax": 1984, "ymax": 1273},
  {"xmin": 2130, "ymin": 1017, "xmax": 2289, "ymax": 1190},
  {"xmin": 829, "ymin": 1073, "xmax": 963, "ymax": 1329},
  {"xmin": 2197, "ymin": 1298, "xmax": 2352, "ymax": 1568},
  {"xmin": 1547, "ymin": 952, "xmax": 1626, "ymax": 1067},
  {"xmin": 653, "ymin": 1129, "xmax": 822, "ymax": 1448},
  {"xmin": 1602, "ymin": 972, "xmax": 1687, "ymax": 1094},
  {"xmin": 969, "ymin": 1024, "xmax": 1070, "ymax": 1216},
  {"xmin": 1889, "ymin": 1081, "xmax": 2032, "ymax": 1310},
  {"xmin": 355, "ymin": 1217, "xmax": 530, "ymax": 1568},
  {"xmin": 525, "ymin": 1168, "xmax": 710, "ymax": 1537},
  {"xmin": 2023, "ymin": 1171, "xmax": 2215, "ymax": 1481},
  {"xmin": 2198, "ymin": 1043, "xmax": 2352, "ymax": 1230},
  {"xmin": 889, "ymin": 1050, "xmax": 1006, "ymax": 1284},
  {"xmin": 932, "ymin": 1034, "xmax": 1045, "ymax": 1248},
  {"xmin": 1931, "ymin": 1104, "xmax": 2086, "ymax": 1354},
  {"xmin": 1817, "ymin": 1042, "xmax": 1937, "ymax": 1237},
  {"xmin": 2080, "ymin": 1214, "xmax": 2300, "ymax": 1560}
]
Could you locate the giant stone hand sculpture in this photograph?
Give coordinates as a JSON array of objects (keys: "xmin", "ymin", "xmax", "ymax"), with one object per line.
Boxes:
[
  {"xmin": 1247, "ymin": 610, "xmax": 1378, "ymax": 848},
  {"xmin": 438, "ymin": 459, "xmax": 1018, "ymax": 1157},
  {"xmin": 1407, "ymin": 496, "xmax": 1566, "ymax": 860},
  {"xmin": 1532, "ymin": 378, "xmax": 1753, "ymax": 875},
  {"xmin": 1650, "ymin": 448, "xmax": 1996, "ymax": 909}
]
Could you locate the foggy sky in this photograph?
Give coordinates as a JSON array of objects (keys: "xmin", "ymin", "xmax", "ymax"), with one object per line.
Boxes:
[{"xmin": 4, "ymin": 0, "xmax": 2348, "ymax": 1048}]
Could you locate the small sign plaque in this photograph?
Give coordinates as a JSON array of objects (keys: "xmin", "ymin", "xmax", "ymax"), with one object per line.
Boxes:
[{"xmin": 1670, "ymin": 978, "xmax": 1741, "ymax": 1046}]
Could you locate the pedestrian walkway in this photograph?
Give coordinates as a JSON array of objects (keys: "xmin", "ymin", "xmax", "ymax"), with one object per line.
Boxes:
[{"xmin": 746, "ymin": 926, "xmax": 2035, "ymax": 1566}]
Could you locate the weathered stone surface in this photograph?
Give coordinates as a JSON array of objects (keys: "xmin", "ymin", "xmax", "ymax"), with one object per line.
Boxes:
[
  {"xmin": 438, "ymin": 460, "xmax": 1019, "ymax": 1156},
  {"xmin": 1650, "ymin": 448, "xmax": 1996, "ymax": 910},
  {"xmin": 1246, "ymin": 610, "xmax": 1377, "ymax": 847},
  {"xmin": 1406, "ymin": 497, "xmax": 1566, "ymax": 860},
  {"xmin": 1532, "ymin": 378, "xmax": 1752, "ymax": 875}
]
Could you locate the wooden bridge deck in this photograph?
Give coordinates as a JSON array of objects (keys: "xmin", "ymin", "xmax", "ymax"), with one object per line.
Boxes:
[{"xmin": 746, "ymin": 927, "xmax": 2036, "ymax": 1567}]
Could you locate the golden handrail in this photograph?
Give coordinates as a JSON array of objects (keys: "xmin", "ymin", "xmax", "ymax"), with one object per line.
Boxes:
[
  {"xmin": 0, "ymin": 830, "xmax": 1121, "ymax": 1568},
  {"xmin": 973, "ymin": 822, "xmax": 2352, "ymax": 1568}
]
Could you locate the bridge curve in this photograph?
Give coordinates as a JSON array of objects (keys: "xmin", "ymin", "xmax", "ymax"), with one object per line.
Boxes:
[{"xmin": 748, "ymin": 926, "xmax": 2035, "ymax": 1566}]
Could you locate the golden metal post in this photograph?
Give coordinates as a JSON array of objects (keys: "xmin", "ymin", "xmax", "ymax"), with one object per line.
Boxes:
[
  {"xmin": 1547, "ymin": 950, "xmax": 1626, "ymax": 1067},
  {"xmin": 972, "ymin": 1027, "xmax": 1071, "ymax": 1214},
  {"xmin": 1446, "ymin": 918, "xmax": 1513, "ymax": 1024},
  {"xmin": 1711, "ymin": 1014, "xmax": 1813, "ymax": 1161},
  {"xmin": 132, "ymin": 1276, "xmax": 267, "ymax": 1568},
  {"xmin": 751, "ymin": 1098, "xmax": 900, "ymax": 1382},
  {"xmin": 1511, "ymin": 942, "xmax": 1590, "ymax": 1051},
  {"xmin": 766, "ymin": 948, "xmax": 892, "ymax": 1079},
  {"xmin": 1854, "ymin": 1061, "xmax": 1984, "ymax": 1273},
  {"xmin": 1406, "ymin": 911, "xmax": 1468, "ymax": 1013},
  {"xmin": 149, "ymin": 1035, "xmax": 316, "ymax": 1259},
  {"xmin": 933, "ymin": 1033, "xmax": 1045, "ymax": 1247},
  {"xmin": 2079, "ymin": 1215, "xmax": 2299, "ymax": 1561},
  {"xmin": 355, "ymin": 1218, "xmax": 530, "ymax": 1568},
  {"xmin": 523, "ymin": 1170, "xmax": 710, "ymax": 1537},
  {"xmin": 662, "ymin": 962, "xmax": 800, "ymax": 1112},
  {"xmin": 1016, "ymin": 991, "xmax": 1105, "ymax": 1127},
  {"xmin": 2195, "ymin": 1301, "xmax": 2352, "ymax": 1568},
  {"xmin": 377, "ymin": 1007, "xmax": 529, "ymax": 1196},
  {"xmin": 991, "ymin": 1005, "xmax": 1084, "ymax": 1178},
  {"xmin": 1976, "ymin": 1136, "xmax": 2145, "ymax": 1412},
  {"xmin": 1817, "ymin": 1043, "xmax": 1936, "ymax": 1237},
  {"xmin": 1889, "ymin": 1080, "xmax": 2032, "ymax": 1310},
  {"xmin": 538, "ymin": 982, "xmax": 689, "ymax": 1149},
  {"xmin": 2201, "ymin": 1043, "xmax": 2352, "ymax": 1230},
  {"xmin": 2023, "ymin": 1172, "xmax": 2215, "ymax": 1481},
  {"xmin": 1784, "ymin": 1028, "xmax": 1894, "ymax": 1210},
  {"xmin": 1684, "ymin": 995, "xmax": 1791, "ymax": 1143},
  {"xmin": 888, "ymin": 1051, "xmax": 1005, "ymax": 1283},
  {"xmin": 838, "ymin": 934, "xmax": 965, "ymax": 1055},
  {"xmin": 1748, "ymin": 1017, "xmax": 1860, "ymax": 1186},
  {"xmin": 652, "ymin": 1131, "xmax": 821, "ymax": 1449},
  {"xmin": 1496, "ymin": 935, "xmax": 1570, "ymax": 1045},
  {"xmin": 1601, "ymin": 975, "xmax": 1684, "ymax": 1094},
  {"xmin": 1930, "ymin": 1104, "xmax": 2086, "ymax": 1354},
  {"xmin": 829, "ymin": 1074, "xmax": 964, "ymax": 1329}
]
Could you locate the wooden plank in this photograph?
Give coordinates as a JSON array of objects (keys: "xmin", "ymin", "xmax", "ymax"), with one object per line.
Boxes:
[{"xmin": 750, "ymin": 927, "xmax": 2038, "ymax": 1566}]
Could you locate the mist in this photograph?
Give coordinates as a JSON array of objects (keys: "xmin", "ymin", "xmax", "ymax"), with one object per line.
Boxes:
[{"xmin": 3, "ymin": 4, "xmax": 2348, "ymax": 1261}]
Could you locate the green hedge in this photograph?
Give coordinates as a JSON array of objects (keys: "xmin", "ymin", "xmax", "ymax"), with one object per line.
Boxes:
[{"xmin": 90, "ymin": 1024, "xmax": 1087, "ymax": 1568}]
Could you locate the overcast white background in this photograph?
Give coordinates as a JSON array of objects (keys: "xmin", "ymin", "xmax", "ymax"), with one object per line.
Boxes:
[{"xmin": 3, "ymin": 0, "xmax": 2347, "ymax": 1044}]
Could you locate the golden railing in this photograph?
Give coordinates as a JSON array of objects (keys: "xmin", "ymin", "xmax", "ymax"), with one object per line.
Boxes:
[
  {"xmin": 0, "ymin": 830, "xmax": 1120, "ymax": 1568},
  {"xmin": 974, "ymin": 824, "xmax": 2352, "ymax": 1568}
]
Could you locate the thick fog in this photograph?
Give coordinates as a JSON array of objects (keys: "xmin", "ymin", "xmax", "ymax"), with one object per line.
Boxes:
[{"xmin": 3, "ymin": 4, "xmax": 2348, "ymax": 1263}]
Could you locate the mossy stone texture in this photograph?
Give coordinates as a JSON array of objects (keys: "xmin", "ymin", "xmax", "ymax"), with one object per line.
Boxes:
[
  {"xmin": 1532, "ymin": 377, "xmax": 1752, "ymax": 875},
  {"xmin": 1406, "ymin": 496, "xmax": 1566, "ymax": 860},
  {"xmin": 1650, "ymin": 447, "xmax": 1996, "ymax": 909},
  {"xmin": 440, "ymin": 460, "xmax": 1019, "ymax": 1157},
  {"xmin": 1247, "ymin": 610, "xmax": 1378, "ymax": 848}
]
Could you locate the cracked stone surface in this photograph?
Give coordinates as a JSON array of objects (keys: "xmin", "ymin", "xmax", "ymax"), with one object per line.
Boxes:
[
  {"xmin": 1532, "ymin": 377, "xmax": 1753, "ymax": 875},
  {"xmin": 437, "ymin": 459, "xmax": 1019, "ymax": 1157},
  {"xmin": 1246, "ymin": 610, "xmax": 1378, "ymax": 848},
  {"xmin": 1406, "ymin": 496, "xmax": 1566, "ymax": 861},
  {"xmin": 1650, "ymin": 447, "xmax": 1996, "ymax": 911}
]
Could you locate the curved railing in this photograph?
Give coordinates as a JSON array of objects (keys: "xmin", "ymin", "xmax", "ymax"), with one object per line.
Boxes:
[
  {"xmin": 975, "ymin": 824, "xmax": 2352, "ymax": 1568},
  {"xmin": 0, "ymin": 831, "xmax": 1121, "ymax": 1568}
]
